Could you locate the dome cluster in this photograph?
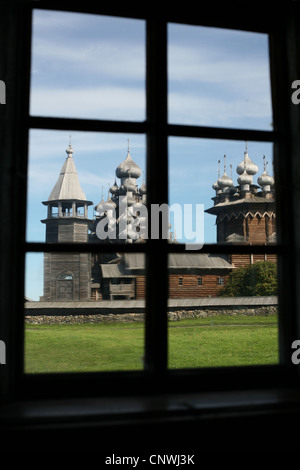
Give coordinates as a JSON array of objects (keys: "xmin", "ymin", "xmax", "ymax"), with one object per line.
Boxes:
[
  {"xmin": 93, "ymin": 144, "xmax": 146, "ymax": 243},
  {"xmin": 212, "ymin": 145, "xmax": 274, "ymax": 199}
]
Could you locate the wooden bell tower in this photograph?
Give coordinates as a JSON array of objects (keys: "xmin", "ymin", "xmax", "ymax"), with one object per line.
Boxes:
[{"xmin": 40, "ymin": 143, "xmax": 93, "ymax": 301}]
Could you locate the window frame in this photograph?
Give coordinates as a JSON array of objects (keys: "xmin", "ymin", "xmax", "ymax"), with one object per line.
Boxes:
[{"xmin": 2, "ymin": 1, "xmax": 300, "ymax": 403}]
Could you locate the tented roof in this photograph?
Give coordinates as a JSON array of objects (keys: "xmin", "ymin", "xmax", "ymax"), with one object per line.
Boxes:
[{"xmin": 47, "ymin": 145, "xmax": 89, "ymax": 203}]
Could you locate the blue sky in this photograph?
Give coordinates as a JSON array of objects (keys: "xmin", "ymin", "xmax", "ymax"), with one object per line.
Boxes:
[{"xmin": 26, "ymin": 10, "xmax": 273, "ymax": 300}]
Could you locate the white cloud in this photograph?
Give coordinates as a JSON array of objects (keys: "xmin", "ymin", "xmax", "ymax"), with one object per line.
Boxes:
[
  {"xmin": 169, "ymin": 44, "xmax": 269, "ymax": 85},
  {"xmin": 30, "ymin": 86, "xmax": 145, "ymax": 120},
  {"xmin": 167, "ymin": 35, "xmax": 272, "ymax": 127},
  {"xmin": 31, "ymin": 39, "xmax": 145, "ymax": 82},
  {"xmin": 168, "ymin": 91, "xmax": 272, "ymax": 126}
]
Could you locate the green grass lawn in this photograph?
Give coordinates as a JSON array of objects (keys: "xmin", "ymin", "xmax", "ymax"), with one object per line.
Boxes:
[{"xmin": 24, "ymin": 315, "xmax": 279, "ymax": 374}]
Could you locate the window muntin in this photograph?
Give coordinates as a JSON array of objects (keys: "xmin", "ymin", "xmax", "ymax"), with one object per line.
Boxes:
[{"xmin": 22, "ymin": 7, "xmax": 282, "ymax": 385}]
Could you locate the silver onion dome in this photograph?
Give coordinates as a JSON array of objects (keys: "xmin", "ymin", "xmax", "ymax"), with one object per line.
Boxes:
[
  {"xmin": 109, "ymin": 180, "xmax": 119, "ymax": 195},
  {"xmin": 218, "ymin": 172, "xmax": 233, "ymax": 189},
  {"xmin": 236, "ymin": 144, "xmax": 258, "ymax": 176},
  {"xmin": 123, "ymin": 176, "xmax": 137, "ymax": 192},
  {"xmin": 257, "ymin": 156, "xmax": 274, "ymax": 190},
  {"xmin": 237, "ymin": 169, "xmax": 253, "ymax": 186},
  {"xmin": 212, "ymin": 180, "xmax": 220, "ymax": 191},
  {"xmin": 116, "ymin": 151, "xmax": 142, "ymax": 179}
]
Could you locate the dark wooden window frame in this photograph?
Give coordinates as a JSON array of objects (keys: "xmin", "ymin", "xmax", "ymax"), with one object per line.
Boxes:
[{"xmin": 2, "ymin": 1, "xmax": 300, "ymax": 407}]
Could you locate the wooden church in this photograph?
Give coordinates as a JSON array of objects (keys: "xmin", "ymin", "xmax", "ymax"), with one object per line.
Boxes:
[
  {"xmin": 40, "ymin": 143, "xmax": 276, "ymax": 302},
  {"xmin": 205, "ymin": 147, "xmax": 276, "ymax": 268}
]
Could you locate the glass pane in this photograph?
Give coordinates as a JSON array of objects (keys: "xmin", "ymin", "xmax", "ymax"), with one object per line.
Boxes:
[
  {"xmin": 30, "ymin": 10, "xmax": 145, "ymax": 121},
  {"xmin": 25, "ymin": 252, "xmax": 145, "ymax": 373},
  {"xmin": 26, "ymin": 130, "xmax": 146, "ymax": 243},
  {"xmin": 168, "ymin": 24, "xmax": 272, "ymax": 130},
  {"xmin": 168, "ymin": 253, "xmax": 279, "ymax": 369},
  {"xmin": 168, "ymin": 138, "xmax": 276, "ymax": 247}
]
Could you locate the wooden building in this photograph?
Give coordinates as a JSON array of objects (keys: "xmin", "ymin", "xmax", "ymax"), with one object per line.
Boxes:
[
  {"xmin": 95, "ymin": 253, "xmax": 232, "ymax": 300},
  {"xmin": 40, "ymin": 143, "xmax": 276, "ymax": 301}
]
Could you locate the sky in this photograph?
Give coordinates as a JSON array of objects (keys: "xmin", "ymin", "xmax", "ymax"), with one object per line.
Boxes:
[{"xmin": 25, "ymin": 9, "xmax": 273, "ymax": 300}]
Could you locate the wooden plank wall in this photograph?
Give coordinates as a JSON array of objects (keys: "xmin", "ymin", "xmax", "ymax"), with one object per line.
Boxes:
[
  {"xmin": 230, "ymin": 253, "xmax": 277, "ymax": 267},
  {"xmin": 42, "ymin": 252, "xmax": 91, "ymax": 301},
  {"xmin": 169, "ymin": 274, "xmax": 229, "ymax": 298}
]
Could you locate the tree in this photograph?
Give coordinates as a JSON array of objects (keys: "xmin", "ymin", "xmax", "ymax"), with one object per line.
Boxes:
[{"xmin": 218, "ymin": 261, "xmax": 277, "ymax": 297}]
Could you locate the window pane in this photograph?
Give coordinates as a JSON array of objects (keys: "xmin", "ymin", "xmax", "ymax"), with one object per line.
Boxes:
[
  {"xmin": 168, "ymin": 253, "xmax": 279, "ymax": 369},
  {"xmin": 26, "ymin": 130, "xmax": 146, "ymax": 243},
  {"xmin": 168, "ymin": 24, "xmax": 272, "ymax": 130},
  {"xmin": 25, "ymin": 252, "xmax": 145, "ymax": 373},
  {"xmin": 168, "ymin": 138, "xmax": 276, "ymax": 246},
  {"xmin": 30, "ymin": 10, "xmax": 145, "ymax": 121}
]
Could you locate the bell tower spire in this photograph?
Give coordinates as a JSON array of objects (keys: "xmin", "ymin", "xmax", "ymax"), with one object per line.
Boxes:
[{"xmin": 42, "ymin": 142, "xmax": 93, "ymax": 234}]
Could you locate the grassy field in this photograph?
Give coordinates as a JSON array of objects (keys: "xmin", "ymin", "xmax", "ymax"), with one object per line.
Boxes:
[{"xmin": 24, "ymin": 314, "xmax": 279, "ymax": 374}]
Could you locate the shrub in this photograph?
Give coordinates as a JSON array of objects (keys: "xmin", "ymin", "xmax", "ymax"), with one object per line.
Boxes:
[{"xmin": 219, "ymin": 261, "xmax": 277, "ymax": 297}]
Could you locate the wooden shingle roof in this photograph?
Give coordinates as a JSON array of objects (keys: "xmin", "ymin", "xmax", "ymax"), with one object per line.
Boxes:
[{"xmin": 47, "ymin": 144, "xmax": 89, "ymax": 203}]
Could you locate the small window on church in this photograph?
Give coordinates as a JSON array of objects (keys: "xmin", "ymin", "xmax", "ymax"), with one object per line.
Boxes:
[
  {"xmin": 179, "ymin": 277, "xmax": 183, "ymax": 286},
  {"xmin": 217, "ymin": 277, "xmax": 224, "ymax": 286},
  {"xmin": 58, "ymin": 272, "xmax": 73, "ymax": 280},
  {"xmin": 197, "ymin": 277, "xmax": 202, "ymax": 286}
]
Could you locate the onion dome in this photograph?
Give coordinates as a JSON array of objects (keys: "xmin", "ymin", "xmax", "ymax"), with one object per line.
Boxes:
[
  {"xmin": 126, "ymin": 193, "xmax": 136, "ymax": 206},
  {"xmin": 123, "ymin": 176, "xmax": 137, "ymax": 192},
  {"xmin": 102, "ymin": 194, "xmax": 116, "ymax": 211},
  {"xmin": 96, "ymin": 189, "xmax": 116, "ymax": 213},
  {"xmin": 116, "ymin": 149, "xmax": 142, "ymax": 179},
  {"xmin": 212, "ymin": 180, "xmax": 220, "ymax": 191},
  {"xmin": 237, "ymin": 155, "xmax": 252, "ymax": 189},
  {"xmin": 257, "ymin": 156, "xmax": 274, "ymax": 190},
  {"xmin": 218, "ymin": 172, "xmax": 233, "ymax": 189},
  {"xmin": 236, "ymin": 143, "xmax": 258, "ymax": 176},
  {"xmin": 257, "ymin": 170, "xmax": 274, "ymax": 187},
  {"xmin": 95, "ymin": 200, "xmax": 104, "ymax": 214},
  {"xmin": 218, "ymin": 155, "xmax": 233, "ymax": 190},
  {"xmin": 66, "ymin": 143, "xmax": 74, "ymax": 157},
  {"xmin": 237, "ymin": 169, "xmax": 252, "ymax": 187},
  {"xmin": 109, "ymin": 180, "xmax": 119, "ymax": 195}
]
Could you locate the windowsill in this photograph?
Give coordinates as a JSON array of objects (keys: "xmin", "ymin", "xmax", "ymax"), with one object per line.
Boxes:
[{"xmin": 1, "ymin": 386, "xmax": 300, "ymax": 448}]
